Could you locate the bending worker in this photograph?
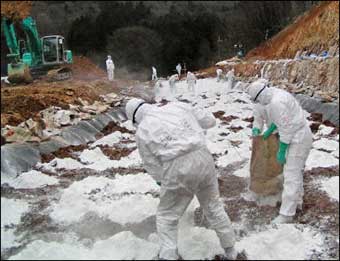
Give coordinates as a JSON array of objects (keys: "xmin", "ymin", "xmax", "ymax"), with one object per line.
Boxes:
[
  {"xmin": 125, "ymin": 98, "xmax": 237, "ymax": 260},
  {"xmin": 247, "ymin": 79, "xmax": 313, "ymax": 224}
]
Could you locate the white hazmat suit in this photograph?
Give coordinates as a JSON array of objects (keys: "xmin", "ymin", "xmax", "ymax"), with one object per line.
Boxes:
[
  {"xmin": 253, "ymin": 103, "xmax": 276, "ymax": 134},
  {"xmin": 176, "ymin": 63, "xmax": 182, "ymax": 77},
  {"xmin": 106, "ymin": 55, "xmax": 115, "ymax": 81},
  {"xmin": 226, "ymin": 69, "xmax": 235, "ymax": 89},
  {"xmin": 168, "ymin": 74, "xmax": 179, "ymax": 97},
  {"xmin": 216, "ymin": 68, "xmax": 223, "ymax": 82},
  {"xmin": 248, "ymin": 79, "xmax": 313, "ymax": 223},
  {"xmin": 125, "ymin": 98, "xmax": 236, "ymax": 260},
  {"xmin": 186, "ymin": 71, "xmax": 197, "ymax": 96},
  {"xmin": 152, "ymin": 66, "xmax": 158, "ymax": 81}
]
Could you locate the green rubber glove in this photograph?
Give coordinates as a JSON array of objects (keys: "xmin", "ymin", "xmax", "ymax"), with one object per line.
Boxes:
[
  {"xmin": 277, "ymin": 141, "xmax": 289, "ymax": 165},
  {"xmin": 263, "ymin": 123, "xmax": 277, "ymax": 140},
  {"xmin": 156, "ymin": 181, "xmax": 161, "ymax": 186},
  {"xmin": 252, "ymin": 127, "xmax": 261, "ymax": 136}
]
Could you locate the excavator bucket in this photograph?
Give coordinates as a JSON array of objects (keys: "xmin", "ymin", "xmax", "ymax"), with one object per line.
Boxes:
[{"xmin": 7, "ymin": 62, "xmax": 33, "ymax": 84}]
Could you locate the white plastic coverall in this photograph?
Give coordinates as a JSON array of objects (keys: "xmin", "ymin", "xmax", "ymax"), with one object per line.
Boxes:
[
  {"xmin": 216, "ymin": 68, "xmax": 223, "ymax": 82},
  {"xmin": 248, "ymin": 80, "xmax": 313, "ymax": 217},
  {"xmin": 106, "ymin": 56, "xmax": 115, "ymax": 81},
  {"xmin": 152, "ymin": 66, "xmax": 158, "ymax": 81},
  {"xmin": 154, "ymin": 80, "xmax": 163, "ymax": 102},
  {"xmin": 226, "ymin": 69, "xmax": 235, "ymax": 89},
  {"xmin": 176, "ymin": 63, "xmax": 182, "ymax": 77},
  {"xmin": 186, "ymin": 71, "xmax": 197, "ymax": 96},
  {"xmin": 125, "ymin": 99, "xmax": 235, "ymax": 260},
  {"xmin": 168, "ymin": 74, "xmax": 179, "ymax": 97},
  {"xmin": 253, "ymin": 103, "xmax": 277, "ymax": 134}
]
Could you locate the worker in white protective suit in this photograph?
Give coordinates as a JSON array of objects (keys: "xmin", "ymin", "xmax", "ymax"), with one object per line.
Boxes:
[
  {"xmin": 247, "ymin": 79, "xmax": 313, "ymax": 224},
  {"xmin": 125, "ymin": 98, "xmax": 237, "ymax": 260},
  {"xmin": 216, "ymin": 68, "xmax": 224, "ymax": 82},
  {"xmin": 176, "ymin": 63, "xmax": 182, "ymax": 78},
  {"xmin": 152, "ymin": 66, "xmax": 158, "ymax": 81},
  {"xmin": 226, "ymin": 69, "xmax": 235, "ymax": 89},
  {"xmin": 106, "ymin": 55, "xmax": 115, "ymax": 81},
  {"xmin": 154, "ymin": 79, "xmax": 163, "ymax": 102},
  {"xmin": 168, "ymin": 74, "xmax": 179, "ymax": 97},
  {"xmin": 186, "ymin": 71, "xmax": 197, "ymax": 96}
]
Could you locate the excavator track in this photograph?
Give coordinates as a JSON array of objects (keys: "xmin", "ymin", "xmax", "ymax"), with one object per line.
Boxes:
[{"xmin": 46, "ymin": 67, "xmax": 73, "ymax": 82}]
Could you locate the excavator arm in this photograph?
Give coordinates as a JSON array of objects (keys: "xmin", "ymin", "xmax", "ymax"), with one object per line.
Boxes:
[
  {"xmin": 1, "ymin": 17, "xmax": 32, "ymax": 83},
  {"xmin": 1, "ymin": 17, "xmax": 20, "ymax": 63},
  {"xmin": 21, "ymin": 16, "xmax": 42, "ymax": 66}
]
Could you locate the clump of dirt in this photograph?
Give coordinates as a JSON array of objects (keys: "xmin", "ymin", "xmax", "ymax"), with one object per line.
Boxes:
[
  {"xmin": 310, "ymin": 122, "xmax": 321, "ymax": 133},
  {"xmin": 242, "ymin": 117, "xmax": 254, "ymax": 123},
  {"xmin": 229, "ymin": 126, "xmax": 244, "ymax": 133},
  {"xmin": 233, "ymin": 99, "xmax": 247, "ymax": 104},
  {"xmin": 308, "ymin": 112, "xmax": 323, "ymax": 122},
  {"xmin": 1, "ymin": 1, "xmax": 32, "ymax": 21},
  {"xmin": 99, "ymin": 146, "xmax": 134, "ymax": 160},
  {"xmin": 220, "ymin": 115, "xmax": 239, "ymax": 125},
  {"xmin": 99, "ymin": 121, "xmax": 134, "ymax": 137},
  {"xmin": 213, "ymin": 111, "xmax": 225, "ymax": 119},
  {"xmin": 41, "ymin": 144, "xmax": 89, "ymax": 163}
]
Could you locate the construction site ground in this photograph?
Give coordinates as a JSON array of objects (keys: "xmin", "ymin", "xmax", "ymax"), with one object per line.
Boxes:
[{"xmin": 1, "ymin": 56, "xmax": 137, "ymax": 128}]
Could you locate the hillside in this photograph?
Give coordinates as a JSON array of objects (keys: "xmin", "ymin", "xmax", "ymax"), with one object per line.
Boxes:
[{"xmin": 246, "ymin": 1, "xmax": 339, "ymax": 60}]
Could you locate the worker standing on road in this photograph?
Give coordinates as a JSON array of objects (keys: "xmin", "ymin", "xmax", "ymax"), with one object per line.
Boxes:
[
  {"xmin": 152, "ymin": 66, "xmax": 158, "ymax": 81},
  {"xmin": 247, "ymin": 79, "xmax": 313, "ymax": 224},
  {"xmin": 106, "ymin": 55, "xmax": 115, "ymax": 81},
  {"xmin": 186, "ymin": 71, "xmax": 197, "ymax": 96},
  {"xmin": 125, "ymin": 98, "xmax": 237, "ymax": 260},
  {"xmin": 176, "ymin": 63, "xmax": 182, "ymax": 78}
]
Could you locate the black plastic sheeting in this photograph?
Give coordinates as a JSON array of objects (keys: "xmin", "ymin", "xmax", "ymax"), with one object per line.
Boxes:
[
  {"xmin": 295, "ymin": 94, "xmax": 339, "ymax": 125},
  {"xmin": 1, "ymin": 107, "xmax": 127, "ymax": 179}
]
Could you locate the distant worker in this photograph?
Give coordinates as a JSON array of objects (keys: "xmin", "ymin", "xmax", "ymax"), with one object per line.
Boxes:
[
  {"xmin": 106, "ymin": 55, "xmax": 115, "ymax": 81},
  {"xmin": 154, "ymin": 79, "xmax": 163, "ymax": 102},
  {"xmin": 216, "ymin": 68, "xmax": 224, "ymax": 82},
  {"xmin": 125, "ymin": 98, "xmax": 237, "ymax": 260},
  {"xmin": 226, "ymin": 69, "xmax": 235, "ymax": 89},
  {"xmin": 247, "ymin": 79, "xmax": 313, "ymax": 224},
  {"xmin": 176, "ymin": 63, "xmax": 182, "ymax": 78},
  {"xmin": 152, "ymin": 66, "xmax": 158, "ymax": 81},
  {"xmin": 169, "ymin": 74, "xmax": 179, "ymax": 97},
  {"xmin": 186, "ymin": 71, "xmax": 197, "ymax": 96}
]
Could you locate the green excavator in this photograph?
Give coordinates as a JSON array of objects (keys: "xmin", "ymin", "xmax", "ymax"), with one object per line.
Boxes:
[{"xmin": 1, "ymin": 16, "xmax": 73, "ymax": 83}]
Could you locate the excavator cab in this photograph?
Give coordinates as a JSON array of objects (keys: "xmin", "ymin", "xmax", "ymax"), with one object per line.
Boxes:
[
  {"xmin": 42, "ymin": 36, "xmax": 72, "ymax": 65},
  {"xmin": 41, "ymin": 35, "xmax": 73, "ymax": 81}
]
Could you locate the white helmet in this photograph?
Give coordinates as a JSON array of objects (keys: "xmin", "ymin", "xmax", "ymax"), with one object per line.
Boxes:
[
  {"xmin": 107, "ymin": 55, "xmax": 111, "ymax": 59},
  {"xmin": 125, "ymin": 98, "xmax": 146, "ymax": 123}
]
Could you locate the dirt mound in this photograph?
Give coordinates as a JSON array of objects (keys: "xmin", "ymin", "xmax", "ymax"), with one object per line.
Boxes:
[
  {"xmin": 246, "ymin": 1, "xmax": 339, "ymax": 60},
  {"xmin": 1, "ymin": 1, "xmax": 32, "ymax": 21},
  {"xmin": 67, "ymin": 56, "xmax": 106, "ymax": 81},
  {"xmin": 1, "ymin": 79, "xmax": 114, "ymax": 127}
]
